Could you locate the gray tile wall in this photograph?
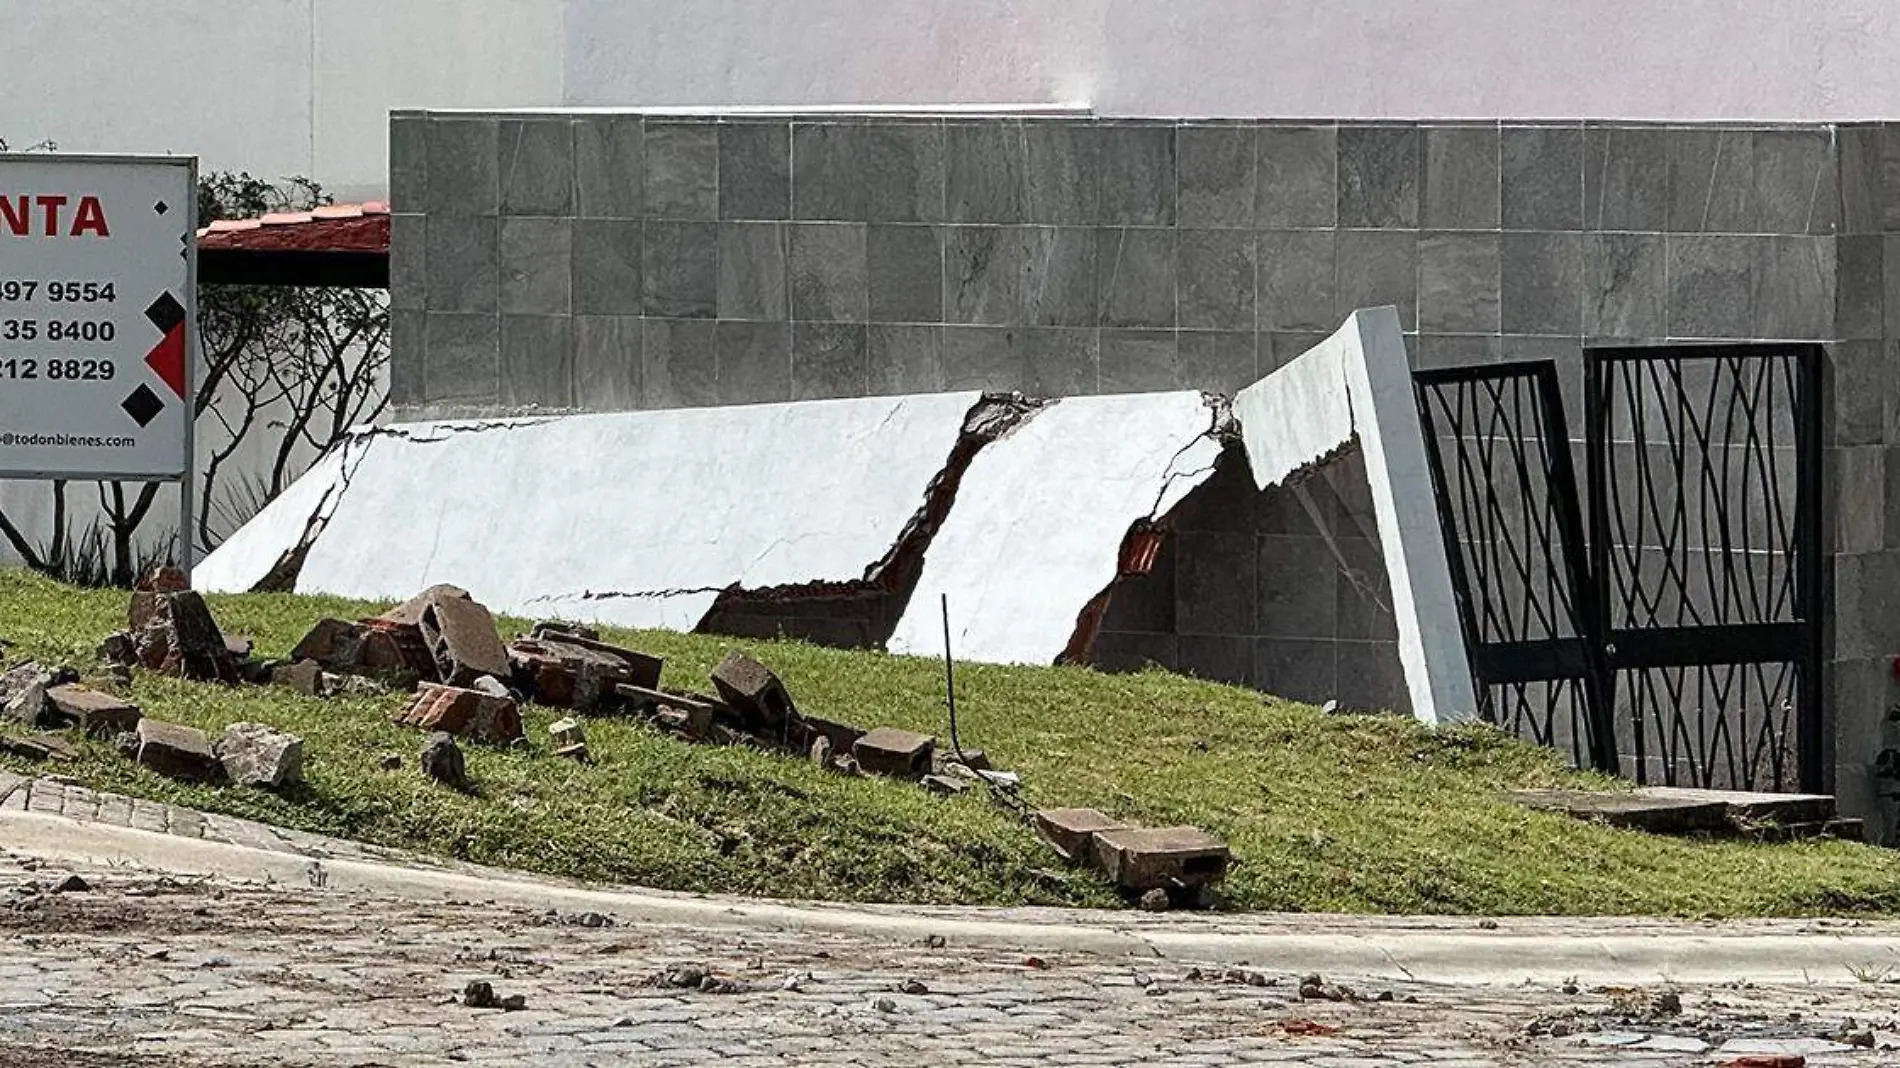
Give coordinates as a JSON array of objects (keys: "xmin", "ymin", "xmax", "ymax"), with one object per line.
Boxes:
[{"xmin": 392, "ymin": 111, "xmax": 1889, "ymax": 816}]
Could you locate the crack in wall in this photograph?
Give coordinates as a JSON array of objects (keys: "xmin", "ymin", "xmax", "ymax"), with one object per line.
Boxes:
[{"xmin": 251, "ymin": 433, "xmax": 376, "ymax": 592}]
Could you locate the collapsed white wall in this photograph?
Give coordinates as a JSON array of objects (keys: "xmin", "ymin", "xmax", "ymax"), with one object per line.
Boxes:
[
  {"xmin": 1232, "ymin": 308, "xmax": 1476, "ymax": 726},
  {"xmin": 887, "ymin": 391, "xmax": 1222, "ymax": 664},
  {"xmin": 199, "ymin": 393, "xmax": 984, "ymax": 629}
]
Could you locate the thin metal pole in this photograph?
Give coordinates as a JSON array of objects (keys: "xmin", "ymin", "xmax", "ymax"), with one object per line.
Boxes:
[
  {"xmin": 941, "ymin": 593, "xmax": 962, "ymax": 762},
  {"xmin": 178, "ymin": 156, "xmax": 200, "ymax": 582}
]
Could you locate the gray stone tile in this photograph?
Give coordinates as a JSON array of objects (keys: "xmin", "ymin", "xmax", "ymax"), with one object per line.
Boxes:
[
  {"xmin": 1257, "ymin": 534, "xmax": 1337, "ymax": 638},
  {"xmin": 500, "ymin": 217, "xmax": 572, "ymax": 315},
  {"xmin": 1023, "ymin": 227, "xmax": 1098, "ymax": 326},
  {"xmin": 426, "ymin": 118, "xmax": 498, "ymax": 217},
  {"xmin": 1335, "ymin": 534, "xmax": 1396, "ymax": 640},
  {"xmin": 1337, "ymin": 640, "xmax": 1406, "ymax": 713},
  {"xmin": 574, "ymin": 116, "xmax": 643, "ymax": 218},
  {"xmin": 946, "ymin": 120, "xmax": 1025, "ymax": 223},
  {"xmin": 868, "ymin": 224, "xmax": 942, "ymax": 323},
  {"xmin": 716, "ymin": 222, "xmax": 788, "ymax": 321},
  {"xmin": 1583, "ymin": 125, "xmax": 1670, "ymax": 231},
  {"xmin": 861, "ymin": 121, "xmax": 945, "ymax": 223},
  {"xmin": 792, "ymin": 122, "xmax": 861, "ymax": 220},
  {"xmin": 1500, "ymin": 231, "xmax": 1583, "ymax": 335},
  {"xmin": 501, "ymin": 314, "xmax": 573, "ymax": 408},
  {"xmin": 425, "ymin": 216, "xmax": 498, "ymax": 312},
  {"xmin": 1022, "ymin": 327, "xmax": 1099, "ymax": 396},
  {"xmin": 1256, "ymin": 230, "xmax": 1336, "ymax": 331},
  {"xmin": 944, "ymin": 225, "xmax": 1028, "ymax": 325},
  {"xmin": 1255, "ymin": 125, "xmax": 1336, "ymax": 228},
  {"xmin": 1092, "ymin": 631, "xmax": 1179, "ymax": 675},
  {"xmin": 390, "ymin": 213, "xmax": 425, "ymax": 311},
  {"xmin": 867, "ymin": 324, "xmax": 942, "ymax": 396},
  {"xmin": 1501, "ymin": 125, "xmax": 1582, "ymax": 230},
  {"xmin": 717, "ymin": 320, "xmax": 792, "ymax": 404},
  {"xmin": 1176, "ymin": 635, "xmax": 1253, "ymax": 686},
  {"xmin": 1253, "ymin": 638, "xmax": 1336, "ymax": 704},
  {"xmin": 572, "ymin": 315, "xmax": 642, "ymax": 411},
  {"xmin": 499, "ymin": 118, "xmax": 574, "ymax": 216},
  {"xmin": 1337, "ymin": 125, "xmax": 1420, "ymax": 228},
  {"xmin": 791, "ymin": 321, "xmax": 867, "ymax": 400},
  {"xmin": 1179, "ymin": 125, "xmax": 1256, "ymax": 227},
  {"xmin": 1834, "ymin": 446, "xmax": 1886, "ymax": 553},
  {"xmin": 1838, "ymin": 124, "xmax": 1882, "ymax": 234},
  {"xmin": 1666, "ymin": 234, "xmax": 1751, "ymax": 338},
  {"xmin": 1099, "ymin": 329, "xmax": 1178, "ymax": 394},
  {"xmin": 389, "ymin": 114, "xmax": 428, "ymax": 213},
  {"xmin": 1750, "ymin": 235, "xmax": 1834, "ymax": 339},
  {"xmin": 1097, "ymin": 124, "xmax": 1176, "ymax": 225},
  {"xmin": 642, "ymin": 220, "xmax": 717, "ymax": 318},
  {"xmin": 1884, "ymin": 235, "xmax": 1900, "ymax": 341},
  {"xmin": 390, "ymin": 308, "xmax": 424, "ymax": 404},
  {"xmin": 1262, "ymin": 329, "xmax": 1329, "ymax": 372},
  {"xmin": 1335, "ymin": 229, "xmax": 1417, "ymax": 330},
  {"xmin": 1096, "ymin": 228, "xmax": 1176, "ymax": 328},
  {"xmin": 1584, "ymin": 232, "xmax": 1666, "ymax": 339},
  {"xmin": 423, "ymin": 312, "xmax": 499, "ymax": 403},
  {"xmin": 641, "ymin": 317, "xmax": 718, "ymax": 407},
  {"xmin": 1174, "ymin": 531, "xmax": 1257, "ymax": 639},
  {"xmin": 1416, "ymin": 333, "xmax": 1501, "ymax": 369},
  {"xmin": 718, "ymin": 121, "xmax": 790, "ymax": 221},
  {"xmin": 1752, "ymin": 128, "xmax": 1836, "ymax": 235},
  {"xmin": 1422, "ymin": 124, "xmax": 1499, "ymax": 230},
  {"xmin": 570, "ymin": 218, "xmax": 643, "ymax": 315},
  {"xmin": 1178, "ymin": 331, "xmax": 1258, "ymax": 394},
  {"xmin": 644, "ymin": 120, "xmax": 718, "ymax": 219},
  {"xmin": 1836, "ymin": 233, "xmax": 1881, "ymax": 340},
  {"xmin": 787, "ymin": 222, "xmax": 867, "ymax": 322},
  {"xmin": 1179, "ymin": 230, "xmax": 1256, "ymax": 330},
  {"xmin": 1024, "ymin": 121, "xmax": 1099, "ymax": 224},
  {"xmin": 1666, "ymin": 128, "xmax": 1752, "ymax": 233},
  {"xmin": 941, "ymin": 325, "xmax": 1024, "ymax": 391},
  {"xmin": 1418, "ymin": 232, "xmax": 1500, "ymax": 334}
]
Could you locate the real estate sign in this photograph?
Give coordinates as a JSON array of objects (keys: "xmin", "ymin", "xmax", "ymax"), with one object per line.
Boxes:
[{"xmin": 0, "ymin": 154, "xmax": 196, "ymax": 482}]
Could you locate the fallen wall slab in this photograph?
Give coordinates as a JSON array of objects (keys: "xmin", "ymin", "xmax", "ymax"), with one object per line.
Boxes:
[
  {"xmin": 199, "ymin": 393, "xmax": 987, "ymax": 630},
  {"xmin": 887, "ymin": 391, "xmax": 1224, "ymax": 665},
  {"xmin": 1231, "ymin": 308, "xmax": 1475, "ymax": 725}
]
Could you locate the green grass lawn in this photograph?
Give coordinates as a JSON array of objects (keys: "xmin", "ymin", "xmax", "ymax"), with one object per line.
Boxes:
[{"xmin": 2, "ymin": 568, "xmax": 1897, "ymax": 916}]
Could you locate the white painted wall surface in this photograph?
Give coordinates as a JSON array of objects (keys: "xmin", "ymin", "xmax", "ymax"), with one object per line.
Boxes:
[
  {"xmin": 563, "ymin": 0, "xmax": 1900, "ymax": 121},
  {"xmin": 2, "ymin": 0, "xmax": 563, "ymax": 201}
]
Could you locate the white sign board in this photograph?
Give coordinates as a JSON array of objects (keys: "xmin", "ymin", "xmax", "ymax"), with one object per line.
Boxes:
[{"xmin": 0, "ymin": 154, "xmax": 195, "ymax": 480}]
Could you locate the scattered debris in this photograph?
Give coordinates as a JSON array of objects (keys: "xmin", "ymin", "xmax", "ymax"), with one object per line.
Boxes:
[
  {"xmin": 1138, "ymin": 888, "xmax": 1171, "ymax": 912},
  {"xmin": 853, "ymin": 726, "xmax": 935, "ymax": 779},
  {"xmin": 269, "ymin": 659, "xmax": 324, "ymax": 696},
  {"xmin": 548, "ymin": 717, "xmax": 589, "ymax": 762},
  {"xmin": 420, "ymin": 732, "xmax": 467, "ymax": 788},
  {"xmin": 1, "ymin": 663, "xmax": 79, "ymax": 728},
  {"xmin": 896, "ymin": 978, "xmax": 929, "ymax": 995},
  {"xmin": 1091, "ymin": 826, "xmax": 1230, "ymax": 893},
  {"xmin": 45, "ymin": 685, "xmax": 142, "ymax": 738},
  {"xmin": 1033, "ymin": 808, "xmax": 1128, "ymax": 862},
  {"xmin": 809, "ymin": 736, "xmax": 834, "ymax": 767},
  {"xmin": 134, "ymin": 719, "xmax": 222, "ymax": 781},
  {"xmin": 921, "ymin": 773, "xmax": 969, "ymax": 796},
  {"xmin": 418, "ymin": 592, "xmax": 512, "ymax": 687},
  {"xmin": 292, "ymin": 617, "xmax": 429, "ymax": 684},
  {"xmin": 461, "ymin": 980, "xmax": 525, "ymax": 1011},
  {"xmin": 51, "ymin": 874, "xmax": 89, "ymax": 894},
  {"xmin": 378, "ymin": 753, "xmax": 403, "ymax": 771},
  {"xmin": 394, "ymin": 683, "xmax": 524, "ymax": 744},
  {"xmin": 710, "ymin": 651, "xmax": 797, "ymax": 732},
  {"xmin": 128, "ymin": 590, "xmax": 243, "ymax": 683},
  {"xmin": 1274, "ymin": 1018, "xmax": 1340, "ymax": 1038},
  {"xmin": 511, "ymin": 632, "xmax": 660, "ymax": 712},
  {"xmin": 872, "ymin": 997, "xmax": 897, "ymax": 1013},
  {"xmin": 0, "ymin": 733, "xmax": 78, "ymax": 762},
  {"xmin": 215, "ymin": 722, "xmax": 304, "ymax": 789}
]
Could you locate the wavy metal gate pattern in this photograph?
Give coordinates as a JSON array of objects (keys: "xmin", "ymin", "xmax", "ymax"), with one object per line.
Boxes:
[{"xmin": 1415, "ymin": 344, "xmax": 1824, "ymax": 793}]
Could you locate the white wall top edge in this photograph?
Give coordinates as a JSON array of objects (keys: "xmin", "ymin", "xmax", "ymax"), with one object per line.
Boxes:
[{"xmin": 403, "ymin": 102, "xmax": 1094, "ymax": 117}]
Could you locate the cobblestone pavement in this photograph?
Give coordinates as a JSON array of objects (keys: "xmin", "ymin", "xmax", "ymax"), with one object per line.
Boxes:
[
  {"xmin": 4, "ymin": 771, "xmax": 1900, "ymax": 1066},
  {"xmin": 2, "ymin": 850, "xmax": 1897, "ymax": 1068}
]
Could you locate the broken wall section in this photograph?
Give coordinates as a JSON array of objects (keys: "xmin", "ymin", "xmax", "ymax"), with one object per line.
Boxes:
[{"xmin": 1089, "ymin": 444, "xmax": 1408, "ymax": 714}]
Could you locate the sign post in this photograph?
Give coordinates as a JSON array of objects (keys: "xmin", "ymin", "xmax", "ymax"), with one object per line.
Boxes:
[{"xmin": 0, "ymin": 154, "xmax": 197, "ymax": 576}]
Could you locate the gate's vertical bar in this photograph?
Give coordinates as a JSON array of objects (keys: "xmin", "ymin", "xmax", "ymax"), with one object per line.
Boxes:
[
  {"xmin": 1795, "ymin": 344, "xmax": 1826, "ymax": 794},
  {"xmin": 1583, "ymin": 349, "xmax": 1634, "ymax": 781},
  {"xmin": 1538, "ymin": 361, "xmax": 1616, "ymax": 773}
]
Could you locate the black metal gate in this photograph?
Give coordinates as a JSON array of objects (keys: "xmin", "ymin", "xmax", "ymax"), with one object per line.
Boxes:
[{"xmin": 1415, "ymin": 344, "xmax": 1824, "ymax": 793}]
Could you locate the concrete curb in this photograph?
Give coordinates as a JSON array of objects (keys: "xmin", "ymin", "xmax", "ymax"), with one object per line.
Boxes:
[{"xmin": 7, "ymin": 810, "xmax": 1900, "ymax": 986}]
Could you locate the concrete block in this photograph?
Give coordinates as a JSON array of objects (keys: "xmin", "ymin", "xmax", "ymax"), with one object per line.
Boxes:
[
  {"xmin": 1033, "ymin": 807, "xmax": 1127, "ymax": 861},
  {"xmin": 270, "ymin": 659, "xmax": 323, "ymax": 696},
  {"xmin": 46, "ymin": 685, "xmax": 141, "ymax": 739},
  {"xmin": 421, "ymin": 732, "xmax": 466, "ymax": 787},
  {"xmin": 1509, "ymin": 789, "xmax": 1731, "ymax": 833},
  {"xmin": 217, "ymin": 722, "xmax": 304, "ymax": 789},
  {"xmin": 135, "ymin": 719, "xmax": 220, "ymax": 781},
  {"xmin": 394, "ymin": 683, "xmax": 524, "ymax": 745},
  {"xmin": 1090, "ymin": 826, "xmax": 1231, "ymax": 891},
  {"xmin": 709, "ymin": 651, "xmax": 797, "ymax": 729},
  {"xmin": 853, "ymin": 726, "xmax": 935, "ymax": 779},
  {"xmin": 418, "ymin": 593, "xmax": 510, "ymax": 687}
]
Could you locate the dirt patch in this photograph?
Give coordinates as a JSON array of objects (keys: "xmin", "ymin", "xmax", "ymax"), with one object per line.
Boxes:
[{"xmin": 0, "ymin": 1047, "xmax": 190, "ymax": 1068}]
